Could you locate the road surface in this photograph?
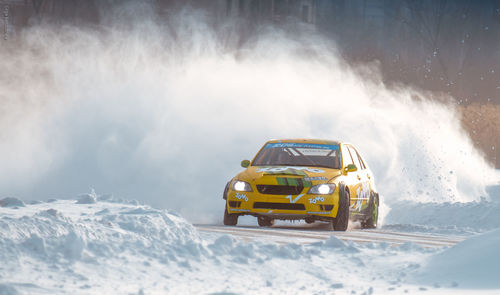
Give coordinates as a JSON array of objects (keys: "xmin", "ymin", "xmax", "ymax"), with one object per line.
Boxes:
[{"xmin": 195, "ymin": 223, "xmax": 464, "ymax": 247}]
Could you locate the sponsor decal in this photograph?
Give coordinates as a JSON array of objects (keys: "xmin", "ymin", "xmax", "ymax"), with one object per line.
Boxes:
[
  {"xmin": 303, "ymin": 176, "xmax": 328, "ymax": 181},
  {"xmin": 235, "ymin": 193, "xmax": 248, "ymax": 202},
  {"xmin": 307, "ymin": 211, "xmax": 329, "ymax": 214},
  {"xmin": 274, "ymin": 176, "xmax": 327, "ymax": 188},
  {"xmin": 257, "ymin": 166, "xmax": 325, "ymax": 174},
  {"xmin": 296, "ymin": 148, "xmax": 337, "ymax": 156},
  {"xmin": 308, "ymin": 196, "xmax": 325, "ymax": 204},
  {"xmin": 264, "ymin": 143, "xmax": 340, "ymax": 150},
  {"xmin": 350, "ymin": 182, "xmax": 371, "ymax": 212},
  {"xmin": 276, "ymin": 177, "xmax": 312, "ymax": 187},
  {"xmin": 286, "ymin": 194, "xmax": 304, "ymax": 203},
  {"xmin": 230, "ymin": 209, "xmax": 250, "ymax": 212}
]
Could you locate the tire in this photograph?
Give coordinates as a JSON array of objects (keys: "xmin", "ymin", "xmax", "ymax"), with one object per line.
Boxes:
[
  {"xmin": 223, "ymin": 204, "xmax": 238, "ymax": 226},
  {"xmin": 333, "ymin": 184, "xmax": 350, "ymax": 231},
  {"xmin": 305, "ymin": 217, "xmax": 315, "ymax": 224},
  {"xmin": 257, "ymin": 216, "xmax": 274, "ymax": 227},
  {"xmin": 362, "ymin": 192, "xmax": 379, "ymax": 229}
]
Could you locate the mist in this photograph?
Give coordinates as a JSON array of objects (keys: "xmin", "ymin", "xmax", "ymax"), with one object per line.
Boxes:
[{"xmin": 0, "ymin": 5, "xmax": 495, "ymax": 223}]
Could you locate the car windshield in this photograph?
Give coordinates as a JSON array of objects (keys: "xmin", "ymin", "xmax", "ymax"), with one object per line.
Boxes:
[{"xmin": 252, "ymin": 142, "xmax": 341, "ymax": 169}]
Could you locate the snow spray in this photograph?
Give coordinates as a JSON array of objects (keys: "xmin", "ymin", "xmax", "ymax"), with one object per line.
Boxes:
[{"xmin": 0, "ymin": 3, "xmax": 495, "ymax": 223}]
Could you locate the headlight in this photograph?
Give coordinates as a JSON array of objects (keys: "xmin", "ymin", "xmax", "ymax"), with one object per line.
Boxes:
[
  {"xmin": 232, "ymin": 180, "xmax": 253, "ymax": 192},
  {"xmin": 308, "ymin": 183, "xmax": 336, "ymax": 195}
]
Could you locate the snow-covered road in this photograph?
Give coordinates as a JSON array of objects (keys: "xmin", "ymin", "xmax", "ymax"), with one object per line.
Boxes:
[
  {"xmin": 195, "ymin": 224, "xmax": 464, "ymax": 247},
  {"xmin": 1, "ymin": 195, "xmax": 500, "ymax": 294}
]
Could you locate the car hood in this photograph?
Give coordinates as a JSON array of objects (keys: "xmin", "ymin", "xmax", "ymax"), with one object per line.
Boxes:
[{"xmin": 236, "ymin": 166, "xmax": 342, "ymax": 185}]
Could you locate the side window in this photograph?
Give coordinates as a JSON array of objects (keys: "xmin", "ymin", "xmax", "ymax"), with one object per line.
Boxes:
[
  {"xmin": 354, "ymin": 149, "xmax": 367, "ymax": 170},
  {"xmin": 347, "ymin": 146, "xmax": 362, "ymax": 170},
  {"xmin": 341, "ymin": 145, "xmax": 354, "ymax": 168}
]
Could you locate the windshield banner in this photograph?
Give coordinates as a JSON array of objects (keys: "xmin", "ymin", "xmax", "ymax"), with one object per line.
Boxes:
[{"xmin": 264, "ymin": 143, "xmax": 339, "ymax": 150}]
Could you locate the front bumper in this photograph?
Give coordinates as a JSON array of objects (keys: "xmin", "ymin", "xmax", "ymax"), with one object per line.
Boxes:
[{"xmin": 226, "ymin": 189, "xmax": 340, "ymax": 219}]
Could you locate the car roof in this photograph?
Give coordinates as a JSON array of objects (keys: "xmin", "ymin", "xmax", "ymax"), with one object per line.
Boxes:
[{"xmin": 266, "ymin": 139, "xmax": 342, "ymax": 145}]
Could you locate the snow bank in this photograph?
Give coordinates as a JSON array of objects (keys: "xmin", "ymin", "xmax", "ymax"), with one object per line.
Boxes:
[
  {"xmin": 383, "ymin": 181, "xmax": 500, "ymax": 234},
  {"xmin": 0, "ymin": 198, "xmax": 199, "ymax": 267},
  {"xmin": 417, "ymin": 228, "xmax": 500, "ymax": 289},
  {"xmin": 75, "ymin": 192, "xmax": 97, "ymax": 204},
  {"xmin": 486, "ymin": 178, "xmax": 500, "ymax": 202},
  {"xmin": 0, "ymin": 197, "xmax": 25, "ymax": 208},
  {"xmin": 1, "ymin": 196, "xmax": 498, "ymax": 294},
  {"xmin": 0, "ymin": 284, "xmax": 20, "ymax": 295},
  {"xmin": 0, "ymin": 197, "xmax": 432, "ymax": 294},
  {"xmin": 384, "ymin": 199, "xmax": 500, "ymax": 234}
]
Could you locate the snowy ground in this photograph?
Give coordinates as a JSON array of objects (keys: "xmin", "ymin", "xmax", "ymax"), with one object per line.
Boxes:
[{"xmin": 1, "ymin": 176, "xmax": 500, "ymax": 295}]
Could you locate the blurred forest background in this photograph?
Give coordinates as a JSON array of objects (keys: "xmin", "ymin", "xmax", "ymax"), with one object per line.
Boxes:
[{"xmin": 1, "ymin": 0, "xmax": 499, "ymax": 167}]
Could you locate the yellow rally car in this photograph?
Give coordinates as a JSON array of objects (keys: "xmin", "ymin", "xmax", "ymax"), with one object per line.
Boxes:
[{"xmin": 222, "ymin": 139, "xmax": 379, "ymax": 231}]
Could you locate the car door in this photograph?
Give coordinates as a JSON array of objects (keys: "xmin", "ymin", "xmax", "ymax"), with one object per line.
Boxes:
[
  {"xmin": 340, "ymin": 144, "xmax": 360, "ymax": 211},
  {"xmin": 355, "ymin": 148, "xmax": 376, "ymax": 193},
  {"xmin": 348, "ymin": 146, "xmax": 371, "ymax": 214}
]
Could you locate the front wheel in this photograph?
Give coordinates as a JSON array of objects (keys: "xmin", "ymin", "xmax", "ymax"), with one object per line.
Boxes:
[
  {"xmin": 362, "ymin": 193, "xmax": 379, "ymax": 229},
  {"xmin": 257, "ymin": 216, "xmax": 274, "ymax": 227},
  {"xmin": 223, "ymin": 204, "xmax": 238, "ymax": 226},
  {"xmin": 305, "ymin": 217, "xmax": 315, "ymax": 224},
  {"xmin": 333, "ymin": 185, "xmax": 350, "ymax": 231}
]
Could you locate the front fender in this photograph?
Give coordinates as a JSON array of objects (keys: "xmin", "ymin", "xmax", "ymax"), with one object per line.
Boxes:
[{"xmin": 223, "ymin": 181, "xmax": 231, "ymax": 200}]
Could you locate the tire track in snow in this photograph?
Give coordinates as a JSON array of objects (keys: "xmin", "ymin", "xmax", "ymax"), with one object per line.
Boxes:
[{"xmin": 194, "ymin": 224, "xmax": 465, "ymax": 247}]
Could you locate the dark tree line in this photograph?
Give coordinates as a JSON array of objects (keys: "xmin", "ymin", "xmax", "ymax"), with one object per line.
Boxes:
[
  {"xmin": 2, "ymin": 0, "xmax": 499, "ymax": 105},
  {"xmin": 316, "ymin": 0, "xmax": 500, "ymax": 105}
]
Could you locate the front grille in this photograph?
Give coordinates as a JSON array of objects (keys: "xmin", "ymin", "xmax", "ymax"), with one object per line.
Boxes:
[
  {"xmin": 320, "ymin": 204, "xmax": 334, "ymax": 211},
  {"xmin": 256, "ymin": 185, "xmax": 303, "ymax": 195},
  {"xmin": 228, "ymin": 201, "xmax": 241, "ymax": 208},
  {"xmin": 253, "ymin": 202, "xmax": 305, "ymax": 210}
]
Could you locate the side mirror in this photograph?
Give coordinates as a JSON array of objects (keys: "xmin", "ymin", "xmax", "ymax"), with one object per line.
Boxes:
[
  {"xmin": 344, "ymin": 164, "xmax": 357, "ymax": 173},
  {"xmin": 241, "ymin": 160, "xmax": 250, "ymax": 168}
]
